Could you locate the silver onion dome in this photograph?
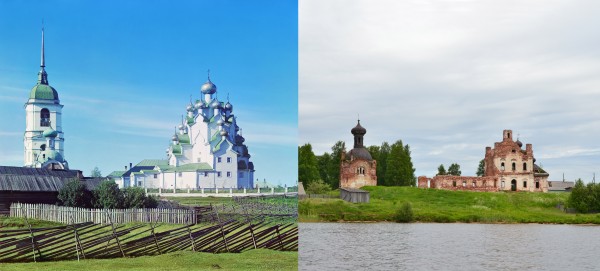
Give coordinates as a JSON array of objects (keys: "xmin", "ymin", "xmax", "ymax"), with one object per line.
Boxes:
[
  {"xmin": 201, "ymin": 80, "xmax": 217, "ymax": 94},
  {"xmin": 220, "ymin": 130, "xmax": 228, "ymax": 136},
  {"xmin": 224, "ymin": 101, "xmax": 233, "ymax": 111}
]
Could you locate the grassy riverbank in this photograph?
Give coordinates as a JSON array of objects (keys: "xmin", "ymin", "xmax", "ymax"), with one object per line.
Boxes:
[
  {"xmin": 299, "ymin": 186, "xmax": 600, "ymax": 224},
  {"xmin": 0, "ymin": 249, "xmax": 297, "ymax": 271}
]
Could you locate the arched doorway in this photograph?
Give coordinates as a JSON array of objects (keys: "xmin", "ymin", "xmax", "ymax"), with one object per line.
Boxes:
[{"xmin": 511, "ymin": 179, "xmax": 517, "ymax": 191}]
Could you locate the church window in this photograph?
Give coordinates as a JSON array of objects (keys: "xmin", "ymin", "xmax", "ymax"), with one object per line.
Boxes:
[
  {"xmin": 452, "ymin": 181, "xmax": 456, "ymax": 187},
  {"xmin": 535, "ymin": 181, "xmax": 540, "ymax": 189},
  {"xmin": 523, "ymin": 163, "xmax": 527, "ymax": 171},
  {"xmin": 204, "ymin": 172, "xmax": 208, "ymax": 177},
  {"xmin": 218, "ymin": 157, "xmax": 222, "ymax": 163},
  {"xmin": 227, "ymin": 157, "xmax": 232, "ymax": 163},
  {"xmin": 178, "ymin": 172, "xmax": 182, "ymax": 177},
  {"xmin": 500, "ymin": 162, "xmax": 505, "ymax": 171},
  {"xmin": 523, "ymin": 181, "xmax": 527, "ymax": 188},
  {"xmin": 153, "ymin": 174, "xmax": 158, "ymax": 179},
  {"xmin": 217, "ymin": 171, "xmax": 222, "ymax": 177},
  {"xmin": 512, "ymin": 162, "xmax": 516, "ymax": 171},
  {"xmin": 43, "ymin": 154, "xmax": 46, "ymax": 159},
  {"xmin": 501, "ymin": 181, "xmax": 505, "ymax": 188},
  {"xmin": 40, "ymin": 108, "xmax": 50, "ymax": 127},
  {"xmin": 40, "ymin": 144, "xmax": 46, "ymax": 151},
  {"xmin": 227, "ymin": 171, "xmax": 231, "ymax": 177}
]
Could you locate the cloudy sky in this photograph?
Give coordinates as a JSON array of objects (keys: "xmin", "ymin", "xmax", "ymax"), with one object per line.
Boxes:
[
  {"xmin": 0, "ymin": 1, "xmax": 297, "ymax": 186},
  {"xmin": 300, "ymin": 0, "xmax": 600, "ymax": 182}
]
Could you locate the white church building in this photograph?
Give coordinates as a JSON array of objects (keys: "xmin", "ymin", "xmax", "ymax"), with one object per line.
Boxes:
[
  {"xmin": 109, "ymin": 75, "xmax": 255, "ymax": 190},
  {"xmin": 24, "ymin": 28, "xmax": 69, "ymax": 170}
]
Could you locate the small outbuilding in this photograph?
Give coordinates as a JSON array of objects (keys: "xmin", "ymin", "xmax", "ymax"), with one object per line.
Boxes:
[{"xmin": 340, "ymin": 187, "xmax": 370, "ymax": 203}]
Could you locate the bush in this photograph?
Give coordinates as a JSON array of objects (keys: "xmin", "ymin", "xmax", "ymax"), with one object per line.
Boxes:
[
  {"xmin": 568, "ymin": 179, "xmax": 591, "ymax": 213},
  {"xmin": 57, "ymin": 179, "xmax": 92, "ymax": 208},
  {"xmin": 122, "ymin": 187, "xmax": 159, "ymax": 208},
  {"xmin": 394, "ymin": 202, "xmax": 414, "ymax": 223},
  {"xmin": 306, "ymin": 179, "xmax": 332, "ymax": 194},
  {"xmin": 93, "ymin": 180, "xmax": 124, "ymax": 209}
]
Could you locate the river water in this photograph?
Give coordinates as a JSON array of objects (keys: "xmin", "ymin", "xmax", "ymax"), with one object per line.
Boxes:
[{"xmin": 299, "ymin": 223, "xmax": 600, "ymax": 271}]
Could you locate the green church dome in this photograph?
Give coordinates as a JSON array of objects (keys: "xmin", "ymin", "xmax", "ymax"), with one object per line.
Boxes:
[
  {"xmin": 30, "ymin": 84, "xmax": 59, "ymax": 100},
  {"xmin": 37, "ymin": 149, "xmax": 64, "ymax": 163}
]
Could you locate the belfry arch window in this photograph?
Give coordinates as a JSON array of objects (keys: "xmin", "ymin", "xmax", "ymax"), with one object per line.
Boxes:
[
  {"xmin": 40, "ymin": 108, "xmax": 50, "ymax": 127},
  {"xmin": 512, "ymin": 162, "xmax": 516, "ymax": 171},
  {"xmin": 356, "ymin": 167, "xmax": 365, "ymax": 175},
  {"xmin": 523, "ymin": 163, "xmax": 527, "ymax": 171}
]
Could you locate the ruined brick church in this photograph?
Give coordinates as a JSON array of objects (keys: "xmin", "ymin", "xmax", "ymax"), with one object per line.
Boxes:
[
  {"xmin": 418, "ymin": 129, "xmax": 549, "ymax": 192},
  {"xmin": 339, "ymin": 120, "xmax": 377, "ymax": 189}
]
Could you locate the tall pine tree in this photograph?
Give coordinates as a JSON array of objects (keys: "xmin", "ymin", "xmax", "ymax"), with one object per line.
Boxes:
[{"xmin": 385, "ymin": 140, "xmax": 416, "ymax": 186}]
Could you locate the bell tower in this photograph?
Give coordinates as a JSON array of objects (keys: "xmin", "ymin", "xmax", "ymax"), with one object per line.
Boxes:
[{"xmin": 24, "ymin": 27, "xmax": 67, "ymax": 169}]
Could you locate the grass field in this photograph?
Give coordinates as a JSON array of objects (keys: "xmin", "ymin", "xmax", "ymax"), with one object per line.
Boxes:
[
  {"xmin": 0, "ymin": 249, "xmax": 297, "ymax": 271},
  {"xmin": 299, "ymin": 186, "xmax": 600, "ymax": 224}
]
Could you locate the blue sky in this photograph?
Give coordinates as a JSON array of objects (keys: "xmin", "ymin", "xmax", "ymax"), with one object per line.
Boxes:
[{"xmin": 0, "ymin": 1, "xmax": 298, "ymax": 186}]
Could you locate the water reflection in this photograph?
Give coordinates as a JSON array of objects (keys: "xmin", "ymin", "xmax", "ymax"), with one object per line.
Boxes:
[{"xmin": 299, "ymin": 223, "xmax": 600, "ymax": 271}]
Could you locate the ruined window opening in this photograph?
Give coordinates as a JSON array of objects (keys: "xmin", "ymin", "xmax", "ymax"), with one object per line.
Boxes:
[
  {"xmin": 501, "ymin": 181, "xmax": 505, "ymax": 188},
  {"xmin": 512, "ymin": 149, "xmax": 516, "ymax": 153},
  {"xmin": 462, "ymin": 181, "xmax": 466, "ymax": 187},
  {"xmin": 507, "ymin": 132, "xmax": 511, "ymax": 138},
  {"xmin": 472, "ymin": 181, "xmax": 476, "ymax": 187},
  {"xmin": 523, "ymin": 163, "xmax": 527, "ymax": 171},
  {"xmin": 500, "ymin": 162, "xmax": 505, "ymax": 171},
  {"xmin": 523, "ymin": 181, "xmax": 527, "ymax": 188},
  {"xmin": 511, "ymin": 179, "xmax": 517, "ymax": 191},
  {"xmin": 512, "ymin": 163, "xmax": 516, "ymax": 171},
  {"xmin": 453, "ymin": 181, "xmax": 457, "ymax": 187},
  {"xmin": 535, "ymin": 181, "xmax": 540, "ymax": 189},
  {"xmin": 40, "ymin": 108, "xmax": 50, "ymax": 127}
]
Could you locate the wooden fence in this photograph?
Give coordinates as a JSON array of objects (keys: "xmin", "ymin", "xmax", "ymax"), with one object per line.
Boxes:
[{"xmin": 10, "ymin": 203, "xmax": 196, "ymax": 225}]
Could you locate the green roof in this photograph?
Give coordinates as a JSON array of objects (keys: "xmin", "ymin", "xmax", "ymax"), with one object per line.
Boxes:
[
  {"xmin": 30, "ymin": 84, "xmax": 59, "ymax": 100},
  {"xmin": 213, "ymin": 138, "xmax": 227, "ymax": 152},
  {"xmin": 156, "ymin": 165, "xmax": 174, "ymax": 171},
  {"xmin": 172, "ymin": 144, "xmax": 182, "ymax": 155},
  {"xmin": 187, "ymin": 116, "xmax": 195, "ymax": 125},
  {"xmin": 164, "ymin": 163, "xmax": 212, "ymax": 172},
  {"xmin": 209, "ymin": 114, "xmax": 217, "ymax": 123},
  {"xmin": 135, "ymin": 159, "xmax": 169, "ymax": 167},
  {"xmin": 211, "ymin": 130, "xmax": 220, "ymax": 142},
  {"xmin": 132, "ymin": 172, "xmax": 144, "ymax": 176},
  {"xmin": 107, "ymin": 170, "xmax": 125, "ymax": 177},
  {"xmin": 178, "ymin": 134, "xmax": 190, "ymax": 144}
]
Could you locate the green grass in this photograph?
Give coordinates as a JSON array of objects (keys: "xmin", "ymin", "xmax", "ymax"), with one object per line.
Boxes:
[
  {"xmin": 299, "ymin": 186, "xmax": 600, "ymax": 224},
  {"xmin": 0, "ymin": 217, "xmax": 64, "ymax": 229},
  {"xmin": 0, "ymin": 249, "xmax": 297, "ymax": 271}
]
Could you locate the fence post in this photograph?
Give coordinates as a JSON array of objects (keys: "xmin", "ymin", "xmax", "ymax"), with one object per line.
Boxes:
[
  {"xmin": 105, "ymin": 209, "xmax": 126, "ymax": 257},
  {"xmin": 20, "ymin": 204, "xmax": 41, "ymax": 262}
]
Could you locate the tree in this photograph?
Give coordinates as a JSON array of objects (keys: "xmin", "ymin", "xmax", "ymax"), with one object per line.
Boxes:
[
  {"xmin": 298, "ymin": 144, "xmax": 320, "ymax": 186},
  {"xmin": 448, "ymin": 163, "xmax": 461, "ymax": 176},
  {"xmin": 436, "ymin": 164, "xmax": 446, "ymax": 176},
  {"xmin": 317, "ymin": 152, "xmax": 333, "ymax": 185},
  {"xmin": 93, "ymin": 180, "xmax": 124, "ymax": 209},
  {"xmin": 122, "ymin": 187, "xmax": 148, "ymax": 208},
  {"xmin": 476, "ymin": 159, "xmax": 485, "ymax": 177},
  {"xmin": 385, "ymin": 140, "xmax": 416, "ymax": 186},
  {"xmin": 327, "ymin": 141, "xmax": 346, "ymax": 188},
  {"xmin": 377, "ymin": 142, "xmax": 391, "ymax": 185},
  {"xmin": 91, "ymin": 167, "xmax": 102, "ymax": 177},
  {"xmin": 305, "ymin": 179, "xmax": 332, "ymax": 194},
  {"xmin": 58, "ymin": 179, "xmax": 92, "ymax": 207},
  {"xmin": 568, "ymin": 179, "xmax": 590, "ymax": 213}
]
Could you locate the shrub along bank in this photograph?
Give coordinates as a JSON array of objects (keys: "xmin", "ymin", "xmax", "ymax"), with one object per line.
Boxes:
[{"xmin": 299, "ymin": 186, "xmax": 600, "ymax": 224}]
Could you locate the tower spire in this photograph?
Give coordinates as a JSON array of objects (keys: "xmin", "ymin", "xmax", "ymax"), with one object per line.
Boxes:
[{"xmin": 37, "ymin": 24, "xmax": 48, "ymax": 85}]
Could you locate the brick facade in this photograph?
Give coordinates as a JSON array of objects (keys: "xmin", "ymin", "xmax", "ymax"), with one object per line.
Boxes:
[{"xmin": 418, "ymin": 129, "xmax": 549, "ymax": 192}]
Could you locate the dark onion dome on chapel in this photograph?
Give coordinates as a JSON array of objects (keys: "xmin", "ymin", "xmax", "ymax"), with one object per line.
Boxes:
[
  {"xmin": 201, "ymin": 79, "xmax": 217, "ymax": 94},
  {"xmin": 351, "ymin": 120, "xmax": 367, "ymax": 135},
  {"xmin": 347, "ymin": 148, "xmax": 372, "ymax": 161},
  {"xmin": 515, "ymin": 138, "xmax": 523, "ymax": 148},
  {"xmin": 235, "ymin": 134, "xmax": 245, "ymax": 144}
]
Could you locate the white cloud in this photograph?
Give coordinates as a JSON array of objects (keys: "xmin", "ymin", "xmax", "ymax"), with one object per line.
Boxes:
[{"xmin": 300, "ymin": 0, "xmax": 600, "ymax": 182}]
